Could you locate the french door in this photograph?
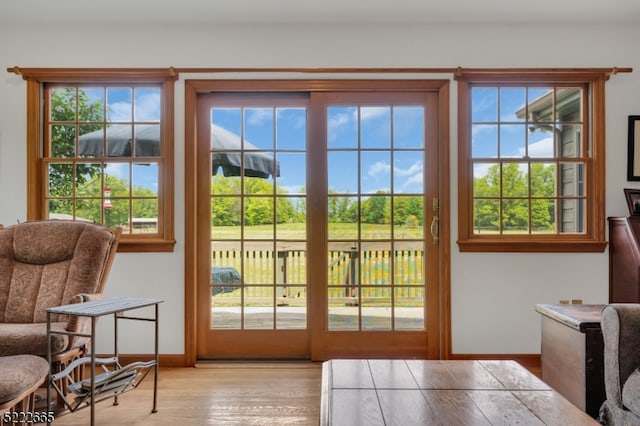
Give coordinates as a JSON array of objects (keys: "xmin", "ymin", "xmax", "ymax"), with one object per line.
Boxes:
[{"xmin": 195, "ymin": 81, "xmax": 445, "ymax": 360}]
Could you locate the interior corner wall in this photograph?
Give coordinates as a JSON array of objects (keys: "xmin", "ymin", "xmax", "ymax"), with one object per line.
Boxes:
[{"xmin": 1, "ymin": 22, "xmax": 639, "ymax": 356}]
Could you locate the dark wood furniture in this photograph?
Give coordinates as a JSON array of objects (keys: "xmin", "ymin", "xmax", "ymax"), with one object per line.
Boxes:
[
  {"xmin": 320, "ymin": 359, "xmax": 598, "ymax": 425},
  {"xmin": 609, "ymin": 216, "xmax": 640, "ymax": 302},
  {"xmin": 535, "ymin": 303, "xmax": 605, "ymax": 418}
]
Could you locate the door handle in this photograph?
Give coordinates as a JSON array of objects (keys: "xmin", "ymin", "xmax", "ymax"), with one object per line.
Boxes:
[{"xmin": 430, "ymin": 216, "xmax": 439, "ymax": 245}]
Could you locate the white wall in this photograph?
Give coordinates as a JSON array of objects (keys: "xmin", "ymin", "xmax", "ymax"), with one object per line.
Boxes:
[{"xmin": 1, "ymin": 22, "xmax": 639, "ymax": 356}]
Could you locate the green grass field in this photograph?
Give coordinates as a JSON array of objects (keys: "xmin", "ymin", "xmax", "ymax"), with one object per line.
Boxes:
[{"xmin": 211, "ymin": 222, "xmax": 424, "ymax": 240}]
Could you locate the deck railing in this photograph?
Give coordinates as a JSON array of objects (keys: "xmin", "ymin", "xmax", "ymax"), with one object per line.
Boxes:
[{"xmin": 211, "ymin": 249, "xmax": 424, "ymax": 299}]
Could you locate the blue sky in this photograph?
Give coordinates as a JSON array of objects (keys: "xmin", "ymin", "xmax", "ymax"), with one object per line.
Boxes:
[
  {"xmin": 84, "ymin": 87, "xmax": 427, "ymax": 197},
  {"xmin": 211, "ymin": 105, "xmax": 425, "ymax": 196},
  {"xmin": 471, "ymin": 87, "xmax": 558, "ymax": 178},
  {"xmin": 85, "ymin": 87, "xmax": 563, "ymax": 194}
]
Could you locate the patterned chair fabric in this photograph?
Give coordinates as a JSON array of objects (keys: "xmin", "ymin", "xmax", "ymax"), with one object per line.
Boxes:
[
  {"xmin": 0, "ymin": 221, "xmax": 120, "ymax": 357},
  {"xmin": 0, "ymin": 354, "xmax": 49, "ymax": 410},
  {"xmin": 599, "ymin": 304, "xmax": 640, "ymax": 425}
]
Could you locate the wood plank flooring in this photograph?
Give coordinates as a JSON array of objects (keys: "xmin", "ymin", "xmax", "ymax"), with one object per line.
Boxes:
[
  {"xmin": 52, "ymin": 362, "xmax": 323, "ymax": 426},
  {"xmin": 49, "ymin": 361, "xmax": 542, "ymax": 425}
]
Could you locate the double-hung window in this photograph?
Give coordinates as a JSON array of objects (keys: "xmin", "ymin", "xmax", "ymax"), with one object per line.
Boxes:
[
  {"xmin": 456, "ymin": 70, "xmax": 609, "ymax": 252},
  {"xmin": 20, "ymin": 69, "xmax": 176, "ymax": 252}
]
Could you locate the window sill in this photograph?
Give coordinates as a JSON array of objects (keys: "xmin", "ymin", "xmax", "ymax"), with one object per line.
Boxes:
[
  {"xmin": 117, "ymin": 237, "xmax": 176, "ymax": 253},
  {"xmin": 457, "ymin": 238, "xmax": 608, "ymax": 253}
]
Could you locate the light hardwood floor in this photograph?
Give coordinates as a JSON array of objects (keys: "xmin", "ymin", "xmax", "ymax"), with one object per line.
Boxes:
[{"xmin": 51, "ymin": 362, "xmax": 323, "ymax": 426}]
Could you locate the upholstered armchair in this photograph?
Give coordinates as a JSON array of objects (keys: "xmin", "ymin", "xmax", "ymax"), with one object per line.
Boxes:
[
  {"xmin": 599, "ymin": 304, "xmax": 640, "ymax": 425},
  {"xmin": 0, "ymin": 221, "xmax": 120, "ymax": 369}
]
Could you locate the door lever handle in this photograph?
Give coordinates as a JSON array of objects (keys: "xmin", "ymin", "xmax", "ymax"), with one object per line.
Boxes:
[{"xmin": 430, "ymin": 216, "xmax": 439, "ymax": 245}]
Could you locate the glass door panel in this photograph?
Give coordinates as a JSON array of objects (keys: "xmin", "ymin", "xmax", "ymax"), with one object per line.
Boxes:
[
  {"xmin": 200, "ymin": 95, "xmax": 309, "ymax": 358},
  {"xmin": 326, "ymin": 103, "xmax": 426, "ymax": 331}
]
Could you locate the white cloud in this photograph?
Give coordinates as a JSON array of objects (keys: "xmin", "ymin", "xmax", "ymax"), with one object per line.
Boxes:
[
  {"xmin": 368, "ymin": 161, "xmax": 391, "ymax": 177},
  {"xmin": 108, "ymin": 102, "xmax": 132, "ymax": 122},
  {"xmin": 394, "ymin": 161, "xmax": 422, "ymax": 177},
  {"xmin": 246, "ymin": 108, "xmax": 272, "ymax": 126},
  {"xmin": 328, "ymin": 111, "xmax": 352, "ymax": 129},
  {"xmin": 107, "ymin": 91, "xmax": 161, "ymax": 122},
  {"xmin": 135, "ymin": 92, "xmax": 161, "ymax": 121},
  {"xmin": 360, "ymin": 107, "xmax": 389, "ymax": 121},
  {"xmin": 525, "ymin": 136, "xmax": 553, "ymax": 157}
]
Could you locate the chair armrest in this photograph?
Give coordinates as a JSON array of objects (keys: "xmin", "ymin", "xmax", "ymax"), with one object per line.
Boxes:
[
  {"xmin": 65, "ymin": 293, "xmax": 104, "ymax": 349},
  {"xmin": 602, "ymin": 304, "xmax": 640, "ymax": 407}
]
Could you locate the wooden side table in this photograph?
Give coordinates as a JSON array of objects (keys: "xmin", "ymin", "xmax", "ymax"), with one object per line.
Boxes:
[{"xmin": 535, "ymin": 303, "xmax": 605, "ymax": 418}]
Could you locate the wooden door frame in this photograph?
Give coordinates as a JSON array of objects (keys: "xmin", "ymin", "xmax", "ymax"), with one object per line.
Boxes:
[{"xmin": 184, "ymin": 78, "xmax": 451, "ymax": 366}]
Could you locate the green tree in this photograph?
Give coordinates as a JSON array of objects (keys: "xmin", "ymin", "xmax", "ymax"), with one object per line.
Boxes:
[
  {"xmin": 49, "ymin": 88, "xmax": 104, "ymax": 213},
  {"xmin": 74, "ymin": 175, "xmax": 158, "ymax": 227},
  {"xmin": 473, "ymin": 162, "xmax": 556, "ymax": 232},
  {"xmin": 361, "ymin": 192, "xmax": 390, "ymax": 224},
  {"xmin": 211, "ymin": 176, "xmax": 298, "ymax": 226},
  {"xmin": 393, "ymin": 196, "xmax": 423, "ymax": 226}
]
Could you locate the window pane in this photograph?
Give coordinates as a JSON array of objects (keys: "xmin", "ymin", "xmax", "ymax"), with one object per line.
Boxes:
[
  {"xmin": 474, "ymin": 199, "xmax": 500, "ymax": 233},
  {"xmin": 106, "ymin": 88, "xmax": 132, "ymax": 122},
  {"xmin": 472, "ymin": 87, "xmax": 498, "ymax": 122},
  {"xmin": 393, "ymin": 242, "xmax": 423, "ymax": 284},
  {"xmin": 472, "ymin": 124, "xmax": 498, "ymax": 158},
  {"xmin": 243, "ymin": 242, "xmax": 274, "ymax": 284},
  {"xmin": 107, "ymin": 125, "xmax": 132, "ymax": 157},
  {"xmin": 394, "ymin": 287, "xmax": 424, "ymax": 330},
  {"xmin": 327, "ymin": 106, "xmax": 357, "ymax": 149},
  {"xmin": 51, "ymin": 125, "xmax": 76, "ymax": 158},
  {"xmin": 276, "ymin": 197, "xmax": 305, "ymax": 240},
  {"xmin": 528, "ymin": 125, "xmax": 555, "ymax": 158},
  {"xmin": 361, "ymin": 151, "xmax": 390, "ymax": 194},
  {"xmin": 559, "ymin": 198, "xmax": 585, "ymax": 233},
  {"xmin": 244, "ymin": 286, "xmax": 274, "ymax": 329},
  {"xmin": 361, "ymin": 242, "xmax": 391, "ymax": 284},
  {"xmin": 134, "ymin": 87, "xmax": 160, "ymax": 122},
  {"xmin": 502, "ymin": 199, "xmax": 529, "ymax": 233},
  {"xmin": 276, "ymin": 108, "xmax": 306, "ymax": 150},
  {"xmin": 394, "ymin": 151, "xmax": 423, "ymax": 194},
  {"xmin": 393, "ymin": 196, "xmax": 423, "ymax": 239},
  {"xmin": 48, "ymin": 163, "xmax": 73, "ymax": 197},
  {"xmin": 328, "ymin": 197, "xmax": 358, "ymax": 240},
  {"xmin": 360, "ymin": 106, "xmax": 390, "ymax": 149},
  {"xmin": 393, "ymin": 106, "xmax": 424, "ymax": 149},
  {"xmin": 531, "ymin": 163, "xmax": 556, "ymax": 197},
  {"xmin": 362, "ymin": 286, "xmax": 391, "ymax": 330},
  {"xmin": 500, "ymin": 88, "xmax": 526, "ymax": 122},
  {"xmin": 50, "ymin": 88, "xmax": 77, "ymax": 121},
  {"xmin": 244, "ymin": 198, "xmax": 274, "ymax": 239},
  {"xmin": 134, "ymin": 124, "xmax": 160, "ymax": 157},
  {"xmin": 532, "ymin": 199, "xmax": 556, "ymax": 233},
  {"xmin": 276, "ymin": 152, "xmax": 305, "ymax": 195},
  {"xmin": 78, "ymin": 125, "xmax": 104, "ymax": 157},
  {"xmin": 212, "ymin": 197, "xmax": 241, "ymax": 239},
  {"xmin": 328, "ymin": 287, "xmax": 358, "ymax": 331},
  {"xmin": 559, "ymin": 162, "xmax": 585, "ymax": 197},
  {"xmin": 555, "ymin": 88, "xmax": 582, "ymax": 122},
  {"xmin": 500, "ymin": 124, "xmax": 526, "ymax": 158},
  {"xmin": 502, "ymin": 163, "xmax": 528, "ymax": 197},
  {"xmin": 474, "ymin": 162, "xmax": 499, "ymax": 197},
  {"xmin": 328, "ymin": 151, "xmax": 357, "ymax": 193},
  {"xmin": 558, "ymin": 124, "xmax": 582, "ymax": 158},
  {"xmin": 212, "ymin": 108, "xmax": 242, "ymax": 135},
  {"xmin": 244, "ymin": 107, "xmax": 274, "ymax": 150},
  {"xmin": 361, "ymin": 197, "xmax": 391, "ymax": 239}
]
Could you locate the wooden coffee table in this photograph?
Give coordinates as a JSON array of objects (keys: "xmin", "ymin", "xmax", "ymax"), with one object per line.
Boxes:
[{"xmin": 320, "ymin": 359, "xmax": 598, "ymax": 425}]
